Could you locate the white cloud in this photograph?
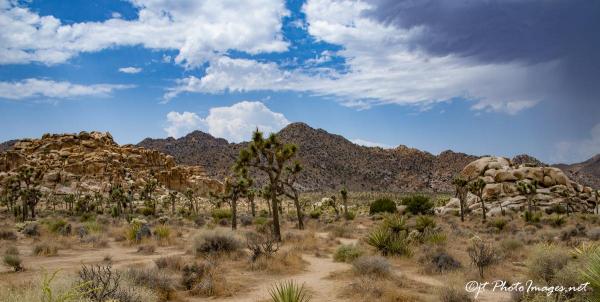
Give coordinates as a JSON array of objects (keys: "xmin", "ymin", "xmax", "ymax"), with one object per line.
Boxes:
[
  {"xmin": 164, "ymin": 111, "xmax": 204, "ymax": 138},
  {"xmin": 0, "ymin": 78, "xmax": 133, "ymax": 100},
  {"xmin": 165, "ymin": 0, "xmax": 558, "ymax": 114},
  {"xmin": 351, "ymin": 138, "xmax": 390, "ymax": 148},
  {"xmin": 553, "ymin": 123, "xmax": 600, "ymax": 163},
  {"xmin": 118, "ymin": 66, "xmax": 142, "ymax": 74},
  {"xmin": 163, "ymin": 101, "xmax": 290, "ymax": 142},
  {"xmin": 0, "ymin": 0, "xmax": 289, "ymax": 67}
]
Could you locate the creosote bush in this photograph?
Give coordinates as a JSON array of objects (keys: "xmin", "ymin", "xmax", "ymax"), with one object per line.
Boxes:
[
  {"xmin": 369, "ymin": 198, "xmax": 397, "ymax": 215},
  {"xmin": 333, "ymin": 244, "xmax": 363, "ymax": 263},
  {"xmin": 193, "ymin": 230, "xmax": 241, "ymax": 255},
  {"xmin": 401, "ymin": 195, "xmax": 434, "ymax": 215},
  {"xmin": 211, "ymin": 208, "xmax": 232, "ymax": 220},
  {"xmin": 2, "ymin": 254, "xmax": 23, "ymax": 272},
  {"xmin": 467, "ymin": 237, "xmax": 497, "ymax": 278},
  {"xmin": 527, "ymin": 243, "xmax": 570, "ymax": 283},
  {"xmin": 352, "ymin": 256, "xmax": 391, "ymax": 277},
  {"xmin": 32, "ymin": 242, "xmax": 59, "ymax": 256}
]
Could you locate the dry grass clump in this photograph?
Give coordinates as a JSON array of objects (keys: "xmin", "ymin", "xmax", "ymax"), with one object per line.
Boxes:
[
  {"xmin": 0, "ymin": 229, "xmax": 17, "ymax": 241},
  {"xmin": 526, "ymin": 243, "xmax": 570, "ymax": 283},
  {"xmin": 343, "ymin": 276, "xmax": 414, "ymax": 302},
  {"xmin": 334, "ymin": 244, "xmax": 364, "ymax": 263},
  {"xmin": 80, "ymin": 234, "xmax": 109, "ymax": 248},
  {"xmin": 125, "ymin": 267, "xmax": 175, "ymax": 301},
  {"xmin": 3, "ymin": 254, "xmax": 23, "ymax": 272},
  {"xmin": 32, "ymin": 241, "xmax": 59, "ymax": 256},
  {"xmin": 136, "ymin": 244, "xmax": 156, "ymax": 254},
  {"xmin": 250, "ymin": 250, "xmax": 306, "ymax": 274},
  {"xmin": 438, "ymin": 286, "xmax": 474, "ymax": 302},
  {"xmin": 192, "ymin": 229, "xmax": 241, "ymax": 255},
  {"xmin": 155, "ymin": 256, "xmax": 184, "ymax": 271},
  {"xmin": 153, "ymin": 225, "xmax": 172, "ymax": 245},
  {"xmin": 352, "ymin": 256, "xmax": 391, "ymax": 278},
  {"xmin": 183, "ymin": 260, "xmax": 240, "ymax": 297},
  {"xmin": 327, "ymin": 223, "xmax": 354, "ymax": 239}
]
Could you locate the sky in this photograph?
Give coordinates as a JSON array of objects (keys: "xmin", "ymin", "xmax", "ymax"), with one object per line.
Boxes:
[{"xmin": 0, "ymin": 0, "xmax": 598, "ymax": 164}]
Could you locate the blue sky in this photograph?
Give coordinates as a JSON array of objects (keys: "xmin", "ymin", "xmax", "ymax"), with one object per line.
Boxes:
[{"xmin": 0, "ymin": 0, "xmax": 598, "ymax": 164}]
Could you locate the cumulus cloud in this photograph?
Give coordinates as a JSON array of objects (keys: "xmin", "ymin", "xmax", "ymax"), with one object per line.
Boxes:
[
  {"xmin": 118, "ymin": 67, "xmax": 142, "ymax": 74},
  {"xmin": 351, "ymin": 138, "xmax": 390, "ymax": 148},
  {"xmin": 0, "ymin": 78, "xmax": 133, "ymax": 100},
  {"xmin": 165, "ymin": 0, "xmax": 563, "ymax": 114},
  {"xmin": 164, "ymin": 101, "xmax": 290, "ymax": 142},
  {"xmin": 553, "ymin": 123, "xmax": 600, "ymax": 164},
  {"xmin": 0, "ymin": 0, "xmax": 289, "ymax": 67}
]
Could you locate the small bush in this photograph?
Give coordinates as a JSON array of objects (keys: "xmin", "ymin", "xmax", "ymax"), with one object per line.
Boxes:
[
  {"xmin": 246, "ymin": 231, "xmax": 280, "ymax": 262},
  {"xmin": 489, "ymin": 218, "xmax": 508, "ymax": 231},
  {"xmin": 254, "ymin": 216, "xmax": 269, "ymax": 225},
  {"xmin": 137, "ymin": 244, "xmax": 156, "ymax": 254},
  {"xmin": 369, "ymin": 198, "xmax": 397, "ymax": 215},
  {"xmin": 401, "ymin": 195, "xmax": 434, "ymax": 215},
  {"xmin": 126, "ymin": 267, "xmax": 175, "ymax": 301},
  {"xmin": 415, "ymin": 215, "xmax": 436, "ymax": 232},
  {"xmin": 47, "ymin": 219, "xmax": 69, "ymax": 234},
  {"xmin": 32, "ymin": 242, "xmax": 58, "ymax": 256},
  {"xmin": 269, "ymin": 280, "xmax": 311, "ymax": 302},
  {"xmin": 194, "ymin": 216, "xmax": 206, "ymax": 227},
  {"xmin": 0, "ymin": 229, "xmax": 17, "ymax": 240},
  {"xmin": 80, "ymin": 235, "xmax": 109, "ymax": 248},
  {"xmin": 500, "ymin": 238, "xmax": 523, "ymax": 254},
  {"xmin": 344, "ymin": 211, "xmax": 356, "ymax": 220},
  {"xmin": 467, "ymin": 238, "xmax": 497, "ymax": 278},
  {"xmin": 366, "ymin": 227, "xmax": 411, "ymax": 256},
  {"xmin": 308, "ymin": 209, "xmax": 321, "ymax": 219},
  {"xmin": 141, "ymin": 207, "xmax": 154, "ymax": 216},
  {"xmin": 439, "ymin": 286, "xmax": 474, "ymax": 302},
  {"xmin": 78, "ymin": 263, "xmax": 122, "ymax": 302},
  {"xmin": 154, "ymin": 225, "xmax": 171, "ymax": 241},
  {"xmin": 211, "ymin": 208, "xmax": 232, "ymax": 220},
  {"xmin": 547, "ymin": 214, "xmax": 566, "ymax": 228},
  {"xmin": 155, "ymin": 256, "xmax": 183, "ymax": 271},
  {"xmin": 83, "ymin": 221, "xmax": 103, "ymax": 234},
  {"xmin": 333, "ymin": 245, "xmax": 363, "ymax": 263},
  {"xmin": 2, "ymin": 254, "xmax": 23, "ymax": 272},
  {"xmin": 523, "ymin": 211, "xmax": 542, "ymax": 223},
  {"xmin": 527, "ymin": 243, "xmax": 570, "ymax": 283},
  {"xmin": 240, "ymin": 214, "xmax": 253, "ymax": 226},
  {"xmin": 352, "ymin": 256, "xmax": 391, "ymax": 277},
  {"xmin": 4, "ymin": 245, "xmax": 19, "ymax": 255},
  {"xmin": 193, "ymin": 230, "xmax": 241, "ymax": 255}
]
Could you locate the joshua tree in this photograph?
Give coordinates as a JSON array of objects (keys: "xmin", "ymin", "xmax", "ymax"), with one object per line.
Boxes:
[
  {"xmin": 168, "ymin": 191, "xmax": 178, "ymax": 215},
  {"xmin": 184, "ymin": 188, "xmax": 196, "ymax": 214},
  {"xmin": 235, "ymin": 130, "xmax": 299, "ymax": 241},
  {"xmin": 141, "ymin": 179, "xmax": 158, "ymax": 215},
  {"xmin": 247, "ymin": 188, "xmax": 257, "ymax": 217},
  {"xmin": 469, "ymin": 178, "xmax": 487, "ymax": 222},
  {"xmin": 17, "ymin": 164, "xmax": 44, "ymax": 221},
  {"xmin": 218, "ymin": 170, "xmax": 252, "ymax": 230},
  {"xmin": 340, "ymin": 187, "xmax": 349, "ymax": 219},
  {"xmin": 517, "ymin": 180, "xmax": 537, "ymax": 214},
  {"xmin": 1, "ymin": 176, "xmax": 20, "ymax": 214},
  {"xmin": 452, "ymin": 177, "xmax": 468, "ymax": 222},
  {"xmin": 109, "ymin": 185, "xmax": 126, "ymax": 217},
  {"xmin": 280, "ymin": 162, "xmax": 304, "ymax": 229},
  {"xmin": 558, "ymin": 190, "xmax": 574, "ymax": 216}
]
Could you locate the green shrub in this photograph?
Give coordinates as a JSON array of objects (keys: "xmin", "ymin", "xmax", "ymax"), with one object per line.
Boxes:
[
  {"xmin": 154, "ymin": 225, "xmax": 171, "ymax": 241},
  {"xmin": 193, "ymin": 230, "xmax": 241, "ymax": 255},
  {"xmin": 344, "ymin": 211, "xmax": 356, "ymax": 220},
  {"xmin": 415, "ymin": 215, "xmax": 436, "ymax": 232},
  {"xmin": 527, "ymin": 243, "xmax": 570, "ymax": 283},
  {"xmin": 352, "ymin": 256, "xmax": 391, "ymax": 277},
  {"xmin": 524, "ymin": 211, "xmax": 542, "ymax": 223},
  {"xmin": 2, "ymin": 254, "xmax": 22, "ymax": 271},
  {"xmin": 309, "ymin": 209, "xmax": 321, "ymax": 219},
  {"xmin": 254, "ymin": 216, "xmax": 269, "ymax": 225},
  {"xmin": 547, "ymin": 214, "xmax": 566, "ymax": 228},
  {"xmin": 141, "ymin": 207, "xmax": 154, "ymax": 216},
  {"xmin": 211, "ymin": 208, "xmax": 232, "ymax": 220},
  {"xmin": 47, "ymin": 219, "xmax": 69, "ymax": 234},
  {"xmin": 269, "ymin": 280, "xmax": 311, "ymax": 302},
  {"xmin": 333, "ymin": 245, "xmax": 363, "ymax": 263},
  {"xmin": 366, "ymin": 227, "xmax": 411, "ymax": 256},
  {"xmin": 32, "ymin": 242, "xmax": 58, "ymax": 256},
  {"xmin": 83, "ymin": 221, "xmax": 103, "ymax": 234},
  {"xmin": 369, "ymin": 198, "xmax": 397, "ymax": 215},
  {"xmin": 500, "ymin": 238, "xmax": 523, "ymax": 254},
  {"xmin": 401, "ymin": 195, "xmax": 433, "ymax": 215},
  {"xmin": 489, "ymin": 218, "xmax": 508, "ymax": 231}
]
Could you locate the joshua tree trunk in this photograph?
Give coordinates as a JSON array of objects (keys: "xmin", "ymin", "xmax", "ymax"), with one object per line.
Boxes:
[
  {"xmin": 480, "ymin": 196, "xmax": 486, "ymax": 222},
  {"xmin": 289, "ymin": 191, "xmax": 304, "ymax": 230},
  {"xmin": 271, "ymin": 192, "xmax": 281, "ymax": 241},
  {"xmin": 249, "ymin": 195, "xmax": 256, "ymax": 217},
  {"xmin": 231, "ymin": 198, "xmax": 238, "ymax": 230}
]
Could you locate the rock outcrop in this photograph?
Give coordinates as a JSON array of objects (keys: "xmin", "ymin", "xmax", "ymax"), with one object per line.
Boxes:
[
  {"xmin": 0, "ymin": 131, "xmax": 221, "ymax": 196},
  {"xmin": 436, "ymin": 157, "xmax": 599, "ymax": 217}
]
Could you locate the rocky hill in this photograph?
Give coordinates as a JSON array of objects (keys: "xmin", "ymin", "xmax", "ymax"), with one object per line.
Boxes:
[
  {"xmin": 0, "ymin": 139, "xmax": 17, "ymax": 153},
  {"xmin": 138, "ymin": 123, "xmax": 478, "ymax": 192},
  {"xmin": 0, "ymin": 131, "xmax": 221, "ymax": 197},
  {"xmin": 436, "ymin": 156, "xmax": 598, "ymax": 216},
  {"xmin": 554, "ymin": 154, "xmax": 600, "ymax": 189}
]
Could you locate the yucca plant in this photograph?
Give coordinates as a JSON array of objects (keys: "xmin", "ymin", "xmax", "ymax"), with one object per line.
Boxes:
[
  {"xmin": 581, "ymin": 249, "xmax": 600, "ymax": 299},
  {"xmin": 382, "ymin": 213, "xmax": 406, "ymax": 233},
  {"xmin": 269, "ymin": 280, "xmax": 311, "ymax": 302},
  {"xmin": 366, "ymin": 227, "xmax": 410, "ymax": 256}
]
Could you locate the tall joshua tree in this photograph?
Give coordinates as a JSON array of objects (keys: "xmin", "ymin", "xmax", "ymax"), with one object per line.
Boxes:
[
  {"xmin": 142, "ymin": 178, "xmax": 158, "ymax": 215},
  {"xmin": 217, "ymin": 170, "xmax": 252, "ymax": 230},
  {"xmin": 340, "ymin": 187, "xmax": 349, "ymax": 220},
  {"xmin": 452, "ymin": 177, "xmax": 468, "ymax": 222},
  {"xmin": 280, "ymin": 162, "xmax": 304, "ymax": 229},
  {"xmin": 235, "ymin": 130, "xmax": 298, "ymax": 241},
  {"xmin": 469, "ymin": 178, "xmax": 487, "ymax": 222},
  {"xmin": 168, "ymin": 191, "xmax": 178, "ymax": 215},
  {"xmin": 17, "ymin": 164, "xmax": 44, "ymax": 221},
  {"xmin": 517, "ymin": 180, "xmax": 537, "ymax": 214},
  {"xmin": 184, "ymin": 188, "xmax": 196, "ymax": 215},
  {"xmin": 246, "ymin": 188, "xmax": 257, "ymax": 217}
]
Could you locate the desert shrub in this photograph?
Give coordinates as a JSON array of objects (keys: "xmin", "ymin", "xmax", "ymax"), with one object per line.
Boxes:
[
  {"xmin": 523, "ymin": 211, "xmax": 541, "ymax": 223},
  {"xmin": 0, "ymin": 229, "xmax": 17, "ymax": 240},
  {"xmin": 4, "ymin": 245, "xmax": 19, "ymax": 255},
  {"xmin": 308, "ymin": 209, "xmax": 322, "ymax": 219},
  {"xmin": 137, "ymin": 244, "xmax": 156, "ymax": 254},
  {"xmin": 420, "ymin": 249, "xmax": 461, "ymax": 273},
  {"xmin": 218, "ymin": 218, "xmax": 229, "ymax": 226},
  {"xmin": 2, "ymin": 254, "xmax": 23, "ymax": 272},
  {"xmin": 126, "ymin": 220, "xmax": 151, "ymax": 242},
  {"xmin": 489, "ymin": 218, "xmax": 508, "ymax": 231},
  {"xmin": 527, "ymin": 243, "xmax": 570, "ymax": 283},
  {"xmin": 366, "ymin": 222, "xmax": 411, "ymax": 256},
  {"xmin": 154, "ymin": 225, "xmax": 171, "ymax": 241},
  {"xmin": 125, "ymin": 267, "xmax": 175, "ymax": 301},
  {"xmin": 352, "ymin": 256, "xmax": 391, "ymax": 277},
  {"xmin": 32, "ymin": 242, "xmax": 59, "ymax": 256},
  {"xmin": 333, "ymin": 244, "xmax": 363, "ymax": 263},
  {"xmin": 439, "ymin": 286, "xmax": 474, "ymax": 302},
  {"xmin": 401, "ymin": 195, "xmax": 434, "ymax": 215},
  {"xmin": 424, "ymin": 231, "xmax": 447, "ymax": 246},
  {"xmin": 78, "ymin": 263, "xmax": 122, "ymax": 301},
  {"xmin": 141, "ymin": 207, "xmax": 154, "ymax": 216},
  {"xmin": 246, "ymin": 231, "xmax": 280, "ymax": 262},
  {"xmin": 415, "ymin": 215, "xmax": 436, "ymax": 232},
  {"xmin": 587, "ymin": 227, "xmax": 600, "ymax": 241},
  {"xmin": 500, "ymin": 238, "xmax": 523, "ymax": 254},
  {"xmin": 240, "ymin": 214, "xmax": 253, "ymax": 226},
  {"xmin": 467, "ymin": 237, "xmax": 497, "ymax": 278},
  {"xmin": 211, "ymin": 208, "xmax": 232, "ymax": 220},
  {"xmin": 83, "ymin": 221, "xmax": 103, "ymax": 234},
  {"xmin": 155, "ymin": 256, "xmax": 183, "ymax": 271},
  {"xmin": 545, "ymin": 214, "xmax": 566, "ymax": 228},
  {"xmin": 194, "ymin": 215, "xmax": 206, "ymax": 227},
  {"xmin": 344, "ymin": 211, "xmax": 356, "ymax": 220},
  {"xmin": 184, "ymin": 260, "xmax": 233, "ymax": 297},
  {"xmin": 369, "ymin": 198, "xmax": 397, "ymax": 215},
  {"xmin": 269, "ymin": 280, "xmax": 311, "ymax": 302},
  {"xmin": 47, "ymin": 219, "xmax": 69, "ymax": 234},
  {"xmin": 254, "ymin": 216, "xmax": 269, "ymax": 225},
  {"xmin": 80, "ymin": 235, "xmax": 109, "ymax": 248},
  {"xmin": 328, "ymin": 224, "xmax": 353, "ymax": 238},
  {"xmin": 193, "ymin": 230, "xmax": 241, "ymax": 255},
  {"xmin": 22, "ymin": 222, "xmax": 39, "ymax": 236}
]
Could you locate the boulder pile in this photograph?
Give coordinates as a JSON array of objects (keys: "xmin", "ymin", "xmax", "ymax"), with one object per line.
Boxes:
[
  {"xmin": 436, "ymin": 156, "xmax": 599, "ymax": 217},
  {"xmin": 0, "ymin": 131, "xmax": 221, "ymax": 196}
]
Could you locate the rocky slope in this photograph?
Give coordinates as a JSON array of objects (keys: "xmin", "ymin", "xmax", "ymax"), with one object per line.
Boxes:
[
  {"xmin": 0, "ymin": 139, "xmax": 17, "ymax": 153},
  {"xmin": 0, "ymin": 131, "xmax": 221, "ymax": 196},
  {"xmin": 138, "ymin": 123, "xmax": 478, "ymax": 192},
  {"xmin": 437, "ymin": 157, "xmax": 598, "ymax": 216},
  {"xmin": 554, "ymin": 154, "xmax": 600, "ymax": 189}
]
